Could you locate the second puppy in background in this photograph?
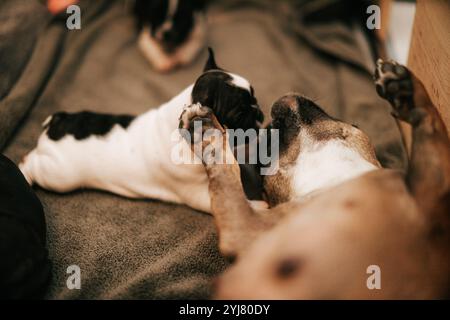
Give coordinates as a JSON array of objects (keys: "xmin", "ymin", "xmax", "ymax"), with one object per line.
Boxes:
[{"xmin": 134, "ymin": 0, "xmax": 208, "ymax": 72}]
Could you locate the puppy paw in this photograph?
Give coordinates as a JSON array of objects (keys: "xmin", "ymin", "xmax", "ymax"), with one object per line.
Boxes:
[
  {"xmin": 179, "ymin": 103, "xmax": 224, "ymax": 139},
  {"xmin": 374, "ymin": 59, "xmax": 418, "ymax": 123},
  {"xmin": 179, "ymin": 103, "xmax": 226, "ymax": 164}
]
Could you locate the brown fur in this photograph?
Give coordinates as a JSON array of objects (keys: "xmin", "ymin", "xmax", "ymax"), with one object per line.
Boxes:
[{"xmin": 181, "ymin": 60, "xmax": 450, "ymax": 299}]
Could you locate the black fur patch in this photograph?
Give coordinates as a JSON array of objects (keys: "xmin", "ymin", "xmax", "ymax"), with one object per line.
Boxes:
[
  {"xmin": 191, "ymin": 71, "xmax": 263, "ymax": 130},
  {"xmin": 134, "ymin": 0, "xmax": 168, "ymax": 32},
  {"xmin": 45, "ymin": 111, "xmax": 135, "ymax": 141},
  {"xmin": 134, "ymin": 0, "xmax": 207, "ymax": 52},
  {"xmin": 189, "ymin": 48, "xmax": 263, "ymax": 131}
]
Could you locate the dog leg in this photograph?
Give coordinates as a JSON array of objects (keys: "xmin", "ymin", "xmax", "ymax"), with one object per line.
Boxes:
[
  {"xmin": 375, "ymin": 59, "xmax": 450, "ymax": 214},
  {"xmin": 179, "ymin": 104, "xmax": 276, "ymax": 257}
]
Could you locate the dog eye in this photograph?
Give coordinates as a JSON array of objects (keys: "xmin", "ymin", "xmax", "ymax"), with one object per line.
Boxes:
[
  {"xmin": 276, "ymin": 258, "xmax": 302, "ymax": 279},
  {"xmin": 352, "ymin": 124, "xmax": 359, "ymax": 129}
]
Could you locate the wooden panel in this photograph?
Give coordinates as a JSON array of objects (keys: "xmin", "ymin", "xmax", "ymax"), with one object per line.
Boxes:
[
  {"xmin": 378, "ymin": 0, "xmax": 392, "ymax": 42},
  {"xmin": 408, "ymin": 0, "xmax": 450, "ymax": 133}
]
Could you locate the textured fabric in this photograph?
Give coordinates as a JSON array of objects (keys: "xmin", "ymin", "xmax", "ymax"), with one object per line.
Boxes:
[
  {"xmin": 1, "ymin": 0, "xmax": 406, "ymax": 299},
  {"xmin": 0, "ymin": 0, "xmax": 52, "ymax": 149}
]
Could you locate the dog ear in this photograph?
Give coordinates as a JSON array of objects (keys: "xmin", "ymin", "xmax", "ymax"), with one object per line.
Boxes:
[{"xmin": 203, "ymin": 47, "xmax": 221, "ymax": 72}]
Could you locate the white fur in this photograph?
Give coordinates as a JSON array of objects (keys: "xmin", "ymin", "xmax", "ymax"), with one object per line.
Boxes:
[
  {"xmin": 292, "ymin": 136, "xmax": 378, "ymax": 198},
  {"xmin": 227, "ymin": 72, "xmax": 251, "ymax": 92},
  {"xmin": 138, "ymin": 14, "xmax": 206, "ymax": 72},
  {"xmin": 19, "ymin": 85, "xmax": 213, "ymax": 213}
]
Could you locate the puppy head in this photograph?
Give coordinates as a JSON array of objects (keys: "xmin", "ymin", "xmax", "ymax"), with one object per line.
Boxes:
[
  {"xmin": 191, "ymin": 48, "xmax": 264, "ymax": 130},
  {"xmin": 135, "ymin": 0, "xmax": 206, "ymax": 53},
  {"xmin": 264, "ymin": 94, "xmax": 379, "ymax": 206}
]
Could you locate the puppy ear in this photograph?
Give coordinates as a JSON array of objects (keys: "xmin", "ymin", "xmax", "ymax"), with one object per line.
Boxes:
[{"xmin": 203, "ymin": 47, "xmax": 221, "ymax": 72}]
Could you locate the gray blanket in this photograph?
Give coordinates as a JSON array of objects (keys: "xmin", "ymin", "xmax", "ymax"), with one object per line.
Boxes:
[{"xmin": 1, "ymin": 0, "xmax": 406, "ymax": 299}]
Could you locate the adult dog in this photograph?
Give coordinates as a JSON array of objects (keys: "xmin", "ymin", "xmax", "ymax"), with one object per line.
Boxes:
[{"xmin": 180, "ymin": 60, "xmax": 450, "ymax": 299}]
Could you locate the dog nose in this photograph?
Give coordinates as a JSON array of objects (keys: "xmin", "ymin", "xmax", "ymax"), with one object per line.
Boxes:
[
  {"xmin": 271, "ymin": 93, "xmax": 329, "ymax": 125},
  {"xmin": 271, "ymin": 94, "xmax": 302, "ymax": 119},
  {"xmin": 278, "ymin": 93, "xmax": 317, "ymax": 110},
  {"xmin": 276, "ymin": 93, "xmax": 302, "ymax": 111}
]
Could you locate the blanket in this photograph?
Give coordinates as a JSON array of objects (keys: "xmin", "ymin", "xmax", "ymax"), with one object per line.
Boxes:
[{"xmin": 1, "ymin": 0, "xmax": 406, "ymax": 299}]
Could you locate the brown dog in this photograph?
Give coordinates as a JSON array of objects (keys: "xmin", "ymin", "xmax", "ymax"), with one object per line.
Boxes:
[{"xmin": 179, "ymin": 60, "xmax": 450, "ymax": 299}]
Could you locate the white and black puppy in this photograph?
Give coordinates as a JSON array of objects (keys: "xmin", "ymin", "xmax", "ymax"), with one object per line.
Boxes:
[
  {"xmin": 134, "ymin": 0, "xmax": 208, "ymax": 72},
  {"xmin": 20, "ymin": 49, "xmax": 263, "ymax": 213}
]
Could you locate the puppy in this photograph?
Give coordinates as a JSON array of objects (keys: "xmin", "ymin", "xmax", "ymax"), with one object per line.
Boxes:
[
  {"xmin": 19, "ymin": 48, "xmax": 263, "ymax": 213},
  {"xmin": 180, "ymin": 60, "xmax": 450, "ymax": 299},
  {"xmin": 134, "ymin": 0, "xmax": 207, "ymax": 72}
]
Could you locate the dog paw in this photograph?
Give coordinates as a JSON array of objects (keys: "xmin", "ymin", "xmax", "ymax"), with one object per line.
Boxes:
[
  {"xmin": 179, "ymin": 103, "xmax": 213, "ymax": 128},
  {"xmin": 374, "ymin": 59, "xmax": 415, "ymax": 122},
  {"xmin": 178, "ymin": 103, "xmax": 226, "ymax": 164},
  {"xmin": 179, "ymin": 103, "xmax": 224, "ymax": 141}
]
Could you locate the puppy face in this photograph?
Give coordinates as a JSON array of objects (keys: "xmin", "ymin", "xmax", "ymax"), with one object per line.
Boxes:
[
  {"xmin": 263, "ymin": 94, "xmax": 380, "ymax": 206},
  {"xmin": 191, "ymin": 49, "xmax": 264, "ymax": 130},
  {"xmin": 134, "ymin": 0, "xmax": 205, "ymax": 53}
]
